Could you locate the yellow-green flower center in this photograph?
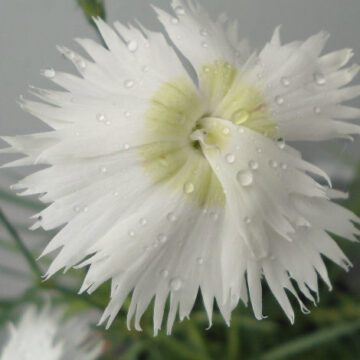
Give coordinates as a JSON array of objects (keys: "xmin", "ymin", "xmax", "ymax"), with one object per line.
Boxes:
[{"xmin": 139, "ymin": 60, "xmax": 276, "ymax": 208}]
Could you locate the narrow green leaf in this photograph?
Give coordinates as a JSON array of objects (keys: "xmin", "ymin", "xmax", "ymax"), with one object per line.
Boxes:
[
  {"xmin": 260, "ymin": 320, "xmax": 360, "ymax": 360},
  {"xmin": 0, "ymin": 209, "xmax": 42, "ymax": 278}
]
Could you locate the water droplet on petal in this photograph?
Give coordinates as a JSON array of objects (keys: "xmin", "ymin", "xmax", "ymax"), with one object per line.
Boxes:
[
  {"xmin": 200, "ymin": 28, "xmax": 208, "ymax": 36},
  {"xmin": 197, "ymin": 257, "xmax": 204, "ymax": 265},
  {"xmin": 105, "ymin": 120, "xmax": 111, "ymax": 126},
  {"xmin": 74, "ymin": 206, "xmax": 81, "ymax": 213},
  {"xmin": 114, "ymin": 191, "xmax": 119, "ymax": 197},
  {"xmin": 232, "ymin": 109, "xmax": 250, "ymax": 125},
  {"xmin": 142, "ymin": 65, "xmax": 150, "ymax": 73},
  {"xmin": 280, "ymin": 162, "xmax": 288, "ymax": 170},
  {"xmin": 277, "ymin": 138, "xmax": 285, "ymax": 149},
  {"xmin": 158, "ymin": 233, "xmax": 168, "ymax": 244},
  {"xmin": 314, "ymin": 72, "xmax": 326, "ymax": 85},
  {"xmin": 314, "ymin": 106, "xmax": 321, "ymax": 114},
  {"xmin": 42, "ymin": 69, "xmax": 56, "ymax": 78},
  {"xmin": 129, "ymin": 230, "xmax": 135, "ymax": 237},
  {"xmin": 184, "ymin": 182, "xmax": 195, "ymax": 194},
  {"xmin": 202, "ymin": 41, "xmax": 209, "ymax": 48},
  {"xmin": 204, "ymin": 66, "xmax": 210, "ymax": 73},
  {"xmin": 167, "ymin": 212, "xmax": 177, "ymax": 222},
  {"xmin": 77, "ymin": 59, "xmax": 87, "ymax": 69},
  {"xmin": 124, "ymin": 111, "xmax": 131, "ymax": 118},
  {"xmin": 248, "ymin": 160, "xmax": 259, "ymax": 170},
  {"xmin": 175, "ymin": 6, "xmax": 186, "ymax": 15},
  {"xmin": 171, "ymin": 17, "xmax": 179, "ymax": 24},
  {"xmin": 281, "ymin": 76, "xmax": 290, "ymax": 87},
  {"xmin": 96, "ymin": 113, "xmax": 105, "ymax": 122},
  {"xmin": 257, "ymin": 147, "xmax": 262, "ymax": 153},
  {"xmin": 100, "ymin": 166, "xmax": 107, "ymax": 173},
  {"xmin": 170, "ymin": 277, "xmax": 183, "ymax": 291},
  {"xmin": 237, "ymin": 170, "xmax": 253, "ymax": 187},
  {"xmin": 222, "ymin": 127, "xmax": 230, "ymax": 135},
  {"xmin": 160, "ymin": 269, "xmax": 169, "ymax": 278},
  {"xmin": 124, "ymin": 79, "xmax": 135, "ymax": 89},
  {"xmin": 127, "ymin": 40, "xmax": 138, "ymax": 52},
  {"xmin": 269, "ymin": 160, "xmax": 278, "ymax": 169},
  {"xmin": 275, "ymin": 95, "xmax": 284, "ymax": 105},
  {"xmin": 238, "ymin": 127, "xmax": 245, "ymax": 134},
  {"xmin": 124, "ymin": 144, "xmax": 130, "ymax": 150},
  {"xmin": 244, "ymin": 216, "xmax": 252, "ymax": 224},
  {"xmin": 83, "ymin": 206, "xmax": 88, "ymax": 213},
  {"xmin": 140, "ymin": 218, "xmax": 147, "ymax": 226},
  {"xmin": 225, "ymin": 153, "xmax": 236, "ymax": 164}
]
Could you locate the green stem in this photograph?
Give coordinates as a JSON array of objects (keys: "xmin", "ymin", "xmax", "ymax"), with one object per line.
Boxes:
[
  {"xmin": 0, "ymin": 263, "xmax": 31, "ymax": 280},
  {"xmin": 45, "ymin": 281, "xmax": 104, "ymax": 310},
  {"xmin": 0, "ymin": 208, "xmax": 42, "ymax": 278}
]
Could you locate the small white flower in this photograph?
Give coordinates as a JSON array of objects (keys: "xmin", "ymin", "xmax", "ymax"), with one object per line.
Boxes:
[
  {"xmin": 0, "ymin": 305, "xmax": 102, "ymax": 360},
  {"xmin": 1, "ymin": 0, "xmax": 360, "ymax": 335}
]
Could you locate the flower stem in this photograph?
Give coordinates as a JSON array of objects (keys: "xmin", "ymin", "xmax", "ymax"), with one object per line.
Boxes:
[{"xmin": 0, "ymin": 208, "xmax": 42, "ymax": 278}]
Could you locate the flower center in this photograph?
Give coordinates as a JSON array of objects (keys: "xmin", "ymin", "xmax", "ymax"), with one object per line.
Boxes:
[{"xmin": 139, "ymin": 61, "xmax": 276, "ymax": 208}]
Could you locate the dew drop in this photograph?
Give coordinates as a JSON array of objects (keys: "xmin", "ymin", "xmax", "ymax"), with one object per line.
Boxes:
[
  {"xmin": 314, "ymin": 106, "xmax": 321, "ymax": 114},
  {"xmin": 256, "ymin": 147, "xmax": 262, "ymax": 153},
  {"xmin": 269, "ymin": 160, "xmax": 278, "ymax": 169},
  {"xmin": 238, "ymin": 127, "xmax": 245, "ymax": 134},
  {"xmin": 281, "ymin": 76, "xmax": 290, "ymax": 87},
  {"xmin": 74, "ymin": 206, "xmax": 81, "ymax": 213},
  {"xmin": 200, "ymin": 28, "xmax": 208, "ymax": 36},
  {"xmin": 100, "ymin": 166, "xmax": 107, "ymax": 173},
  {"xmin": 244, "ymin": 216, "xmax": 252, "ymax": 224},
  {"xmin": 277, "ymin": 138, "xmax": 285, "ymax": 149},
  {"xmin": 237, "ymin": 170, "xmax": 254, "ymax": 187},
  {"xmin": 83, "ymin": 206, "xmax": 89, "ymax": 213},
  {"xmin": 225, "ymin": 153, "xmax": 236, "ymax": 164},
  {"xmin": 114, "ymin": 191, "xmax": 119, "ymax": 197},
  {"xmin": 202, "ymin": 41, "xmax": 209, "ymax": 48},
  {"xmin": 129, "ymin": 231, "xmax": 136, "ymax": 238},
  {"xmin": 160, "ymin": 269, "xmax": 169, "ymax": 278},
  {"xmin": 167, "ymin": 212, "xmax": 177, "ymax": 222},
  {"xmin": 204, "ymin": 66, "xmax": 210, "ymax": 73},
  {"xmin": 105, "ymin": 120, "xmax": 111, "ymax": 126},
  {"xmin": 96, "ymin": 113, "xmax": 105, "ymax": 122},
  {"xmin": 232, "ymin": 109, "xmax": 250, "ymax": 125},
  {"xmin": 314, "ymin": 72, "xmax": 326, "ymax": 85},
  {"xmin": 124, "ymin": 111, "xmax": 131, "ymax": 118},
  {"xmin": 184, "ymin": 182, "xmax": 195, "ymax": 194},
  {"xmin": 158, "ymin": 233, "xmax": 168, "ymax": 244},
  {"xmin": 170, "ymin": 277, "xmax": 183, "ymax": 291},
  {"xmin": 42, "ymin": 69, "xmax": 56, "ymax": 78},
  {"xmin": 127, "ymin": 40, "xmax": 138, "ymax": 52},
  {"xmin": 280, "ymin": 162, "xmax": 288, "ymax": 170},
  {"xmin": 124, "ymin": 144, "xmax": 130, "ymax": 150},
  {"xmin": 248, "ymin": 160, "xmax": 259, "ymax": 170},
  {"xmin": 77, "ymin": 59, "xmax": 87, "ymax": 69},
  {"xmin": 124, "ymin": 79, "xmax": 135, "ymax": 89},
  {"xmin": 197, "ymin": 257, "xmax": 204, "ymax": 265},
  {"xmin": 275, "ymin": 95, "xmax": 284, "ymax": 105},
  {"xmin": 140, "ymin": 218, "xmax": 147, "ymax": 226},
  {"xmin": 175, "ymin": 6, "xmax": 186, "ymax": 15},
  {"xmin": 142, "ymin": 65, "xmax": 150, "ymax": 73},
  {"xmin": 171, "ymin": 17, "xmax": 179, "ymax": 24},
  {"xmin": 222, "ymin": 127, "xmax": 230, "ymax": 135}
]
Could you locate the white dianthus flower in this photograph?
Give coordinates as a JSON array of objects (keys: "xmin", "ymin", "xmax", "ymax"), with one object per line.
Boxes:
[
  {"xmin": 0, "ymin": 305, "xmax": 102, "ymax": 360},
  {"xmin": 1, "ymin": 0, "xmax": 360, "ymax": 335}
]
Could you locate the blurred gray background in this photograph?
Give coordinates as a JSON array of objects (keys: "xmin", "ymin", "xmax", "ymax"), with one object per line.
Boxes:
[{"xmin": 0, "ymin": 0, "xmax": 359, "ymax": 297}]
